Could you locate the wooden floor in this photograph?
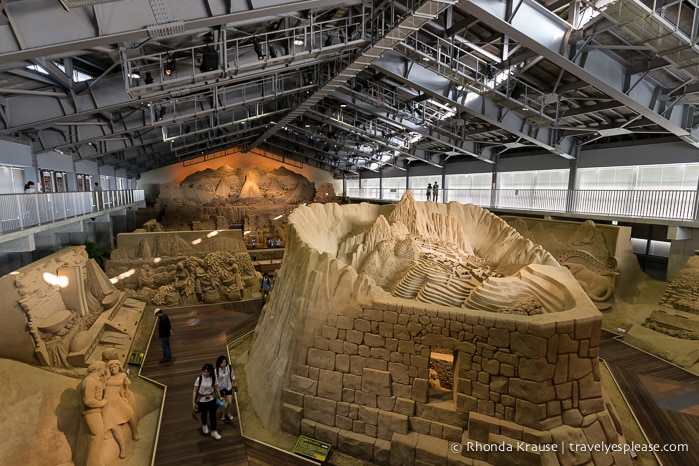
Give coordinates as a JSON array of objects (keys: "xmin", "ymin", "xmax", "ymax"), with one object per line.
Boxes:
[
  {"xmin": 599, "ymin": 331, "xmax": 699, "ymax": 466},
  {"xmin": 139, "ymin": 301, "xmax": 315, "ymax": 466}
]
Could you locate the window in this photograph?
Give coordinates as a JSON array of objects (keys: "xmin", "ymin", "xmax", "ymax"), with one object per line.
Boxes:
[{"xmin": 428, "ymin": 348, "xmax": 454, "ymax": 401}]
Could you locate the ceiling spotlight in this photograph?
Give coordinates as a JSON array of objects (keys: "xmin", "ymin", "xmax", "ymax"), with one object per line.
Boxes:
[
  {"xmin": 164, "ymin": 54, "xmax": 176, "ymax": 76},
  {"xmin": 157, "ymin": 106, "xmax": 166, "ymax": 121},
  {"xmin": 253, "ymin": 36, "xmax": 265, "ymax": 60},
  {"xmin": 293, "ymin": 38, "xmax": 304, "ymax": 46},
  {"xmin": 144, "ymin": 71, "xmax": 153, "ymax": 84},
  {"xmin": 268, "ymin": 45, "xmax": 278, "ymax": 59}
]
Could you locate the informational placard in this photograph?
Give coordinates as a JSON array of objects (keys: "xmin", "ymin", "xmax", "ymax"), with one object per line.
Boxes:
[
  {"xmin": 292, "ymin": 435, "xmax": 331, "ymax": 461},
  {"xmin": 127, "ymin": 351, "xmax": 145, "ymax": 366}
]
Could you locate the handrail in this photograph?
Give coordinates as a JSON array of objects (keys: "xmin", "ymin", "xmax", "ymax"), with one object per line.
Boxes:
[
  {"xmin": 346, "ymin": 187, "xmax": 699, "ymax": 222},
  {"xmin": 0, "ymin": 189, "xmax": 145, "ymax": 235}
]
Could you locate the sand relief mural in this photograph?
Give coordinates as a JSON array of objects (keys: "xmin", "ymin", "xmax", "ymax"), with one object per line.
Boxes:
[
  {"xmin": 245, "ymin": 192, "xmax": 632, "ymax": 465},
  {"xmin": 104, "ymin": 230, "xmax": 261, "ymax": 305},
  {"xmin": 152, "ymin": 164, "xmax": 321, "ymax": 246}
]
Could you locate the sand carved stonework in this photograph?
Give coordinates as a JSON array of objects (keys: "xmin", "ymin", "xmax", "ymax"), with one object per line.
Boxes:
[
  {"xmin": 245, "ymin": 191, "xmax": 631, "ymax": 466},
  {"xmin": 105, "ymin": 230, "xmax": 260, "ymax": 305},
  {"xmin": 0, "ymin": 246, "xmax": 144, "ymax": 368}
]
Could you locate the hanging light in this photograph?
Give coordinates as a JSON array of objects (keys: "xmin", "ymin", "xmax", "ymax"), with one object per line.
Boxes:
[
  {"xmin": 157, "ymin": 106, "xmax": 166, "ymax": 121},
  {"xmin": 144, "ymin": 71, "xmax": 154, "ymax": 84},
  {"xmin": 164, "ymin": 54, "xmax": 176, "ymax": 76}
]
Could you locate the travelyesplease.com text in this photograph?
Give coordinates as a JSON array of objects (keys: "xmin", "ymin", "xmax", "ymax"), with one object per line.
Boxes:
[{"xmin": 450, "ymin": 441, "xmax": 689, "ymax": 455}]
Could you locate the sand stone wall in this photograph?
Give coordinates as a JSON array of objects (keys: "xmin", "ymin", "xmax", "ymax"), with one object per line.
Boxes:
[{"xmin": 245, "ymin": 193, "xmax": 630, "ymax": 465}]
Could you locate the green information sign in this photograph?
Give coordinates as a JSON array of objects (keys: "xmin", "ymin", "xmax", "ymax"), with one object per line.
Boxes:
[
  {"xmin": 127, "ymin": 351, "xmax": 144, "ymax": 366},
  {"xmin": 292, "ymin": 435, "xmax": 331, "ymax": 461}
]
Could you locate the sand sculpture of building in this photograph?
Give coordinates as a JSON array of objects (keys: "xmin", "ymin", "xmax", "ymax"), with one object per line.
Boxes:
[
  {"xmin": 105, "ymin": 229, "xmax": 260, "ymax": 305},
  {"xmin": 0, "ymin": 246, "xmax": 144, "ymax": 368},
  {"xmin": 245, "ymin": 192, "xmax": 631, "ymax": 465}
]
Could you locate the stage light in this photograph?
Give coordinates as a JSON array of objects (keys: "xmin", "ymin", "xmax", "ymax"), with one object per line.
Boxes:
[
  {"xmin": 144, "ymin": 71, "xmax": 153, "ymax": 84},
  {"xmin": 268, "ymin": 45, "xmax": 278, "ymax": 58},
  {"xmin": 157, "ymin": 106, "xmax": 166, "ymax": 121},
  {"xmin": 252, "ymin": 36, "xmax": 265, "ymax": 60},
  {"xmin": 164, "ymin": 55, "xmax": 176, "ymax": 76}
]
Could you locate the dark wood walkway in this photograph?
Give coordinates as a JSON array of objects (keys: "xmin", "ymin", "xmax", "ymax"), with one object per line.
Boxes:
[
  {"xmin": 138, "ymin": 301, "xmax": 315, "ymax": 466},
  {"xmin": 599, "ymin": 331, "xmax": 699, "ymax": 466}
]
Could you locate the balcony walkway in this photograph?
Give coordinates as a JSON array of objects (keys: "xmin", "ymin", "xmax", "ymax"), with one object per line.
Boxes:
[{"xmin": 347, "ymin": 188, "xmax": 699, "ymax": 226}]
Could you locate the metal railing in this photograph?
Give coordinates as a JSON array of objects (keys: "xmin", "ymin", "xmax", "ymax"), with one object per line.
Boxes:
[
  {"xmin": 346, "ymin": 188, "xmax": 699, "ymax": 221},
  {"xmin": 0, "ymin": 189, "xmax": 145, "ymax": 235}
]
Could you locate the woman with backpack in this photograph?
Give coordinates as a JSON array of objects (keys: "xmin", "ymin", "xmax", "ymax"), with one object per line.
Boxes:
[
  {"xmin": 215, "ymin": 355, "xmax": 238, "ymax": 422},
  {"xmin": 192, "ymin": 363, "xmax": 223, "ymax": 440}
]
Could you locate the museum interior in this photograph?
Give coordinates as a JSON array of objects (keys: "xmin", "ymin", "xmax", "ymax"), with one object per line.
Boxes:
[{"xmin": 1, "ymin": 1, "xmax": 699, "ymax": 465}]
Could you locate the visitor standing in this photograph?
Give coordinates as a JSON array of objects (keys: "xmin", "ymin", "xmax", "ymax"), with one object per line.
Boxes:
[
  {"xmin": 155, "ymin": 308, "xmax": 172, "ymax": 363},
  {"xmin": 433, "ymin": 181, "xmax": 439, "ymax": 201},
  {"xmin": 260, "ymin": 273, "xmax": 272, "ymax": 299},
  {"xmin": 426, "ymin": 183, "xmax": 432, "ymax": 201},
  {"xmin": 215, "ymin": 355, "xmax": 237, "ymax": 422},
  {"xmin": 24, "ymin": 181, "xmax": 36, "ymax": 193},
  {"xmin": 192, "ymin": 363, "xmax": 222, "ymax": 440}
]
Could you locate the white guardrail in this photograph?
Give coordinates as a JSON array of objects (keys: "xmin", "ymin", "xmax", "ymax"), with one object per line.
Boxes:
[
  {"xmin": 0, "ymin": 189, "xmax": 145, "ymax": 235},
  {"xmin": 347, "ymin": 188, "xmax": 699, "ymax": 221}
]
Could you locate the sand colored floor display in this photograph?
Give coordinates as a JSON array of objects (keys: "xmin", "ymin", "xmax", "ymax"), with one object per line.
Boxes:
[{"xmin": 245, "ymin": 191, "xmax": 633, "ymax": 465}]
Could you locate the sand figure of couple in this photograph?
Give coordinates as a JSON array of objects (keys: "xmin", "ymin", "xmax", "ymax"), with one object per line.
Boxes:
[{"xmin": 81, "ymin": 360, "xmax": 139, "ymax": 465}]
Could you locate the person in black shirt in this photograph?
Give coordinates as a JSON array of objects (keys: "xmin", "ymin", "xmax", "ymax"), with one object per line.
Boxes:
[{"xmin": 155, "ymin": 308, "xmax": 172, "ymax": 363}]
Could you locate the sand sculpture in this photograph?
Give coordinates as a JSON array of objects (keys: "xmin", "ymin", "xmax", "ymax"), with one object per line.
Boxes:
[
  {"xmin": 153, "ymin": 165, "xmax": 315, "ymax": 241},
  {"xmin": 73, "ymin": 358, "xmax": 144, "ymax": 466},
  {"xmin": 503, "ymin": 218, "xmax": 644, "ymax": 311},
  {"xmin": 245, "ymin": 191, "xmax": 631, "ymax": 465},
  {"xmin": 0, "ymin": 246, "xmax": 144, "ymax": 368},
  {"xmin": 105, "ymin": 230, "xmax": 260, "ymax": 305},
  {"xmin": 614, "ymin": 254, "xmax": 699, "ymax": 370},
  {"xmin": 643, "ymin": 254, "xmax": 699, "ymax": 340}
]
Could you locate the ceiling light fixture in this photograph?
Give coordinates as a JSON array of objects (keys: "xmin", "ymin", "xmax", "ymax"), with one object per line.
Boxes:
[
  {"xmin": 164, "ymin": 54, "xmax": 176, "ymax": 76},
  {"xmin": 144, "ymin": 71, "xmax": 154, "ymax": 84}
]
